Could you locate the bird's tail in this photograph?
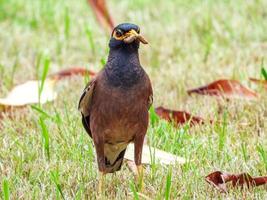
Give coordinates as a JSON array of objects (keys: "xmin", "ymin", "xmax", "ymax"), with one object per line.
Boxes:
[{"xmin": 105, "ymin": 149, "xmax": 126, "ymax": 173}]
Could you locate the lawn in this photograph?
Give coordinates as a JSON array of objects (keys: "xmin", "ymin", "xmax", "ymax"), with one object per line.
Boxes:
[{"xmin": 0, "ymin": 0, "xmax": 267, "ymax": 199}]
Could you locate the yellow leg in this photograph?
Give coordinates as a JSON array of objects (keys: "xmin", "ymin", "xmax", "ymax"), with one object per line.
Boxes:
[
  {"xmin": 98, "ymin": 171, "xmax": 105, "ymax": 195},
  {"xmin": 135, "ymin": 165, "xmax": 144, "ymax": 191}
]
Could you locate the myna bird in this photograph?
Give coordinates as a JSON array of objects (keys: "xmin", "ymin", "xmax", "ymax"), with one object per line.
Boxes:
[{"xmin": 78, "ymin": 23, "xmax": 153, "ymax": 193}]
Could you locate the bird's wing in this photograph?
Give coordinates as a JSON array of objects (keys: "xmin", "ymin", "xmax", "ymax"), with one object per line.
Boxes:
[
  {"xmin": 78, "ymin": 79, "xmax": 96, "ymax": 137},
  {"xmin": 147, "ymin": 77, "xmax": 153, "ymax": 109},
  {"xmin": 148, "ymin": 93, "xmax": 153, "ymax": 109}
]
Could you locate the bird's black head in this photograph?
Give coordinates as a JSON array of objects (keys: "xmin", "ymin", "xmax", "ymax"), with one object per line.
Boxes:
[{"xmin": 109, "ymin": 23, "xmax": 148, "ymax": 50}]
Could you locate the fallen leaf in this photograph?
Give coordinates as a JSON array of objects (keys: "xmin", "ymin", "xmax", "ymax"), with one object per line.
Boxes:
[
  {"xmin": 249, "ymin": 78, "xmax": 267, "ymax": 90},
  {"xmin": 50, "ymin": 67, "xmax": 96, "ymax": 80},
  {"xmin": 155, "ymin": 106, "xmax": 207, "ymax": 126},
  {"xmin": 124, "ymin": 143, "xmax": 186, "ymax": 165},
  {"xmin": 205, "ymin": 171, "xmax": 267, "ymax": 193},
  {"xmin": 87, "ymin": 0, "xmax": 114, "ymax": 32},
  {"xmin": 187, "ymin": 79, "xmax": 258, "ymax": 100},
  {"xmin": 0, "ymin": 80, "xmax": 57, "ymax": 107},
  {"xmin": 0, "ymin": 67, "xmax": 95, "ymax": 110}
]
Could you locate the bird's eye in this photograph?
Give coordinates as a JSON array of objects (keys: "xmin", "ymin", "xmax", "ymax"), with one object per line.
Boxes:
[
  {"xmin": 137, "ymin": 29, "xmax": 140, "ymax": 34},
  {"xmin": 115, "ymin": 30, "xmax": 123, "ymax": 37}
]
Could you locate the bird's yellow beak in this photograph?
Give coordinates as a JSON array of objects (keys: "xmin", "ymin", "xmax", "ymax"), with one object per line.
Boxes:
[{"xmin": 123, "ymin": 29, "xmax": 148, "ymax": 44}]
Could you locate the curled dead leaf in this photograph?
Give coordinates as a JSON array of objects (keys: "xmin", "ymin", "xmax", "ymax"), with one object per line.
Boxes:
[
  {"xmin": 87, "ymin": 0, "xmax": 114, "ymax": 32},
  {"xmin": 50, "ymin": 67, "xmax": 96, "ymax": 80},
  {"xmin": 249, "ymin": 78, "xmax": 267, "ymax": 90},
  {"xmin": 187, "ymin": 79, "xmax": 258, "ymax": 100},
  {"xmin": 155, "ymin": 106, "xmax": 208, "ymax": 126},
  {"xmin": 205, "ymin": 171, "xmax": 267, "ymax": 193}
]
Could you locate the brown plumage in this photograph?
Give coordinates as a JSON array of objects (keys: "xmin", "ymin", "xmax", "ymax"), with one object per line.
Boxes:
[{"xmin": 78, "ymin": 23, "xmax": 152, "ymax": 191}]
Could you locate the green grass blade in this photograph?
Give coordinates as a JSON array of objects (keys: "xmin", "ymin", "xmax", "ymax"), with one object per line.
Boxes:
[
  {"xmin": 164, "ymin": 168, "xmax": 172, "ymax": 200},
  {"xmin": 39, "ymin": 117, "xmax": 50, "ymax": 160},
  {"xmin": 261, "ymin": 68, "xmax": 267, "ymax": 81},
  {"xmin": 31, "ymin": 105, "xmax": 54, "ymax": 120},
  {"xmin": 100, "ymin": 57, "xmax": 106, "ymax": 68},
  {"xmin": 38, "ymin": 56, "xmax": 50, "ymax": 104},
  {"xmin": 50, "ymin": 171, "xmax": 65, "ymax": 200},
  {"xmin": 219, "ymin": 111, "xmax": 227, "ymax": 152},
  {"xmin": 85, "ymin": 27, "xmax": 95, "ymax": 54},
  {"xmin": 2, "ymin": 179, "xmax": 10, "ymax": 200},
  {"xmin": 35, "ymin": 52, "xmax": 42, "ymax": 78},
  {"xmin": 241, "ymin": 143, "xmax": 248, "ymax": 162},
  {"xmin": 260, "ymin": 58, "xmax": 267, "ymax": 80},
  {"xmin": 129, "ymin": 181, "xmax": 139, "ymax": 200},
  {"xmin": 256, "ymin": 144, "xmax": 267, "ymax": 170},
  {"xmin": 9, "ymin": 57, "xmax": 19, "ymax": 88},
  {"xmin": 149, "ymin": 107, "xmax": 159, "ymax": 127}
]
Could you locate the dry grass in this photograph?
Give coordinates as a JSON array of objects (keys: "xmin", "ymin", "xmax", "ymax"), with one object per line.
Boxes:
[{"xmin": 0, "ymin": 0, "xmax": 267, "ymax": 199}]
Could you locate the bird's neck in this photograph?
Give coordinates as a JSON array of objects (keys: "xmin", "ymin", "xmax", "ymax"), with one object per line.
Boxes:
[
  {"xmin": 107, "ymin": 45, "xmax": 140, "ymax": 64},
  {"xmin": 105, "ymin": 47, "xmax": 144, "ymax": 88}
]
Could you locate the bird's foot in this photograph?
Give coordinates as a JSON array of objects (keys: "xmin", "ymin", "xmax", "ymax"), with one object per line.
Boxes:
[
  {"xmin": 135, "ymin": 165, "xmax": 144, "ymax": 192},
  {"xmin": 97, "ymin": 171, "xmax": 105, "ymax": 196}
]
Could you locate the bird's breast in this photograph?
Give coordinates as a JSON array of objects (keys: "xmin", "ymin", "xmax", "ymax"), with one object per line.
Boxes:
[{"xmin": 90, "ymin": 81, "xmax": 149, "ymax": 144}]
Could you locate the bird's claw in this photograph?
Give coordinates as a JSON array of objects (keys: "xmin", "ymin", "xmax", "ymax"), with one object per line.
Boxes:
[
  {"xmin": 97, "ymin": 171, "xmax": 105, "ymax": 196},
  {"xmin": 135, "ymin": 165, "xmax": 144, "ymax": 192}
]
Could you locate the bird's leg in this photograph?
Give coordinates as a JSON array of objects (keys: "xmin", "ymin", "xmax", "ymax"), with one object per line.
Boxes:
[
  {"xmin": 94, "ymin": 138, "xmax": 106, "ymax": 195},
  {"xmin": 134, "ymin": 135, "xmax": 145, "ymax": 191},
  {"xmin": 98, "ymin": 171, "xmax": 105, "ymax": 195}
]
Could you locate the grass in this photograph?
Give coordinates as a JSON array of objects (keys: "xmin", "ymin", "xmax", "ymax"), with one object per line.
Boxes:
[
  {"xmin": 0, "ymin": 0, "xmax": 267, "ymax": 199},
  {"xmin": 2, "ymin": 179, "xmax": 9, "ymax": 200},
  {"xmin": 38, "ymin": 55, "xmax": 50, "ymax": 104}
]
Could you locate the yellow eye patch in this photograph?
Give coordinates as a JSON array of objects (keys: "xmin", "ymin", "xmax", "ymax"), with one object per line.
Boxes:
[
  {"xmin": 112, "ymin": 29, "xmax": 148, "ymax": 44},
  {"xmin": 113, "ymin": 30, "xmax": 127, "ymax": 40}
]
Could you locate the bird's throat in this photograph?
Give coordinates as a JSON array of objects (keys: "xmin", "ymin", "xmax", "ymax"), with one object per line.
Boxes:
[{"xmin": 105, "ymin": 47, "xmax": 144, "ymax": 88}]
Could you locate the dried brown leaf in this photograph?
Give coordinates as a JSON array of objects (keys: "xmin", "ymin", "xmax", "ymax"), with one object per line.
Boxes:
[
  {"xmin": 187, "ymin": 79, "xmax": 258, "ymax": 100},
  {"xmin": 87, "ymin": 0, "xmax": 114, "ymax": 32},
  {"xmin": 155, "ymin": 106, "xmax": 208, "ymax": 126},
  {"xmin": 205, "ymin": 171, "xmax": 267, "ymax": 193},
  {"xmin": 50, "ymin": 67, "xmax": 96, "ymax": 80}
]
